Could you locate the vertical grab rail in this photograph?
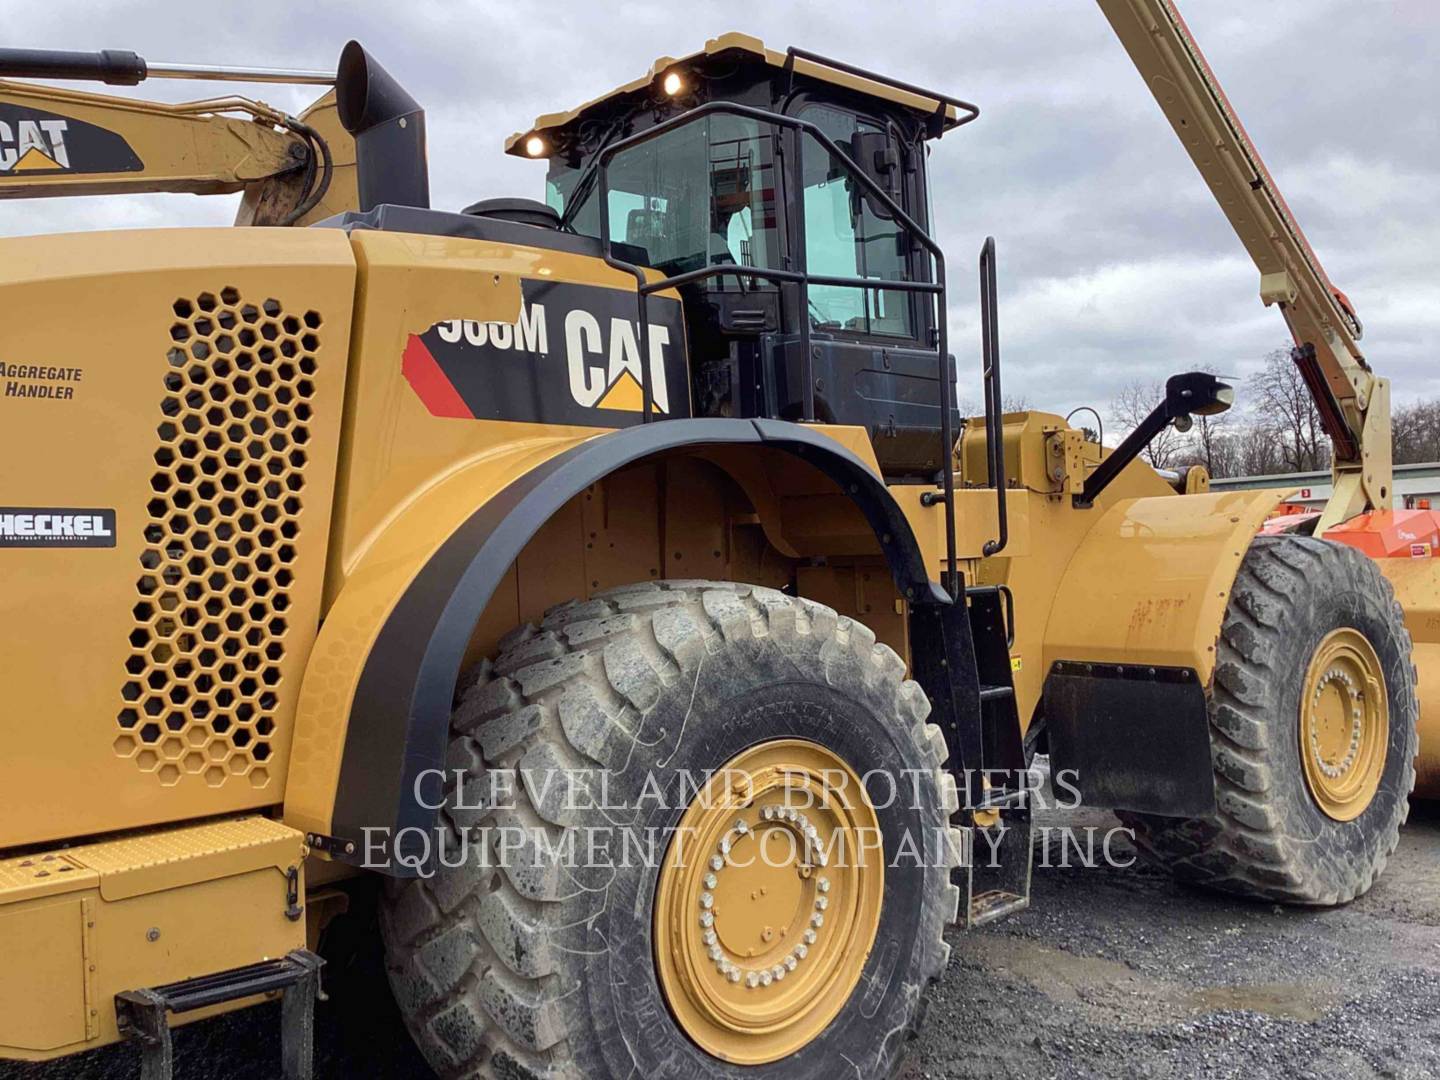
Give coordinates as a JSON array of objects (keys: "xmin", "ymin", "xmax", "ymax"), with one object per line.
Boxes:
[{"xmin": 979, "ymin": 237, "xmax": 1008, "ymax": 556}]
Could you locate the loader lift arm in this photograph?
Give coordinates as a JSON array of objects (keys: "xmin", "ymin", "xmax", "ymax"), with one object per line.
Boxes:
[
  {"xmin": 1098, "ymin": 0, "xmax": 1391, "ymax": 530},
  {"xmin": 0, "ymin": 48, "xmax": 352, "ymax": 227}
]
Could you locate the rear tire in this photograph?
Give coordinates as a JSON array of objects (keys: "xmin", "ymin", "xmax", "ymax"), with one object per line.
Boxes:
[
  {"xmin": 379, "ymin": 580, "xmax": 963, "ymax": 1078},
  {"xmin": 1119, "ymin": 536, "xmax": 1418, "ymax": 905}
]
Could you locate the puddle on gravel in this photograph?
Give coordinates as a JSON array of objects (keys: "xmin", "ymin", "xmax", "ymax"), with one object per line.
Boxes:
[
  {"xmin": 1184, "ymin": 983, "xmax": 1338, "ymax": 1021},
  {"xmin": 978, "ymin": 935, "xmax": 1339, "ymax": 1025}
]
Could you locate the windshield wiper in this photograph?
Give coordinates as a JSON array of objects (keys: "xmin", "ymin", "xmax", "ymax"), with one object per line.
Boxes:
[{"xmin": 558, "ymin": 117, "xmax": 629, "ymax": 232}]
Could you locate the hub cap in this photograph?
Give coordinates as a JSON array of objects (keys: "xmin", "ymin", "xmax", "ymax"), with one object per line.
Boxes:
[
  {"xmin": 653, "ymin": 739, "xmax": 884, "ymax": 1064},
  {"xmin": 1299, "ymin": 628, "xmax": 1388, "ymax": 821}
]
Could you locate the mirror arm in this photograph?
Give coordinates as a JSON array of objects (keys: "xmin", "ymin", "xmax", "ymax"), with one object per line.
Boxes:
[
  {"xmin": 1074, "ymin": 370, "xmax": 1233, "ymax": 508},
  {"xmin": 1075, "ymin": 403, "xmax": 1171, "ymax": 508}
]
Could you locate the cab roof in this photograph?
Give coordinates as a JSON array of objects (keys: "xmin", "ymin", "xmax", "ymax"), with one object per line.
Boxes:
[{"xmin": 504, "ymin": 31, "xmax": 973, "ymax": 156}]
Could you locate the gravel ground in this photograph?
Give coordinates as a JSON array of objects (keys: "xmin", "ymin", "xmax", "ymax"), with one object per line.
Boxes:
[
  {"xmin": 900, "ymin": 797, "xmax": 1440, "ymax": 1080},
  {"xmin": 9, "ymin": 794, "xmax": 1439, "ymax": 1080}
]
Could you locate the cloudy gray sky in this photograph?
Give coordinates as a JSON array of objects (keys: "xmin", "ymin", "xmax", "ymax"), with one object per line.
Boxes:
[{"xmin": 4, "ymin": 1, "xmax": 1436, "ymax": 423}]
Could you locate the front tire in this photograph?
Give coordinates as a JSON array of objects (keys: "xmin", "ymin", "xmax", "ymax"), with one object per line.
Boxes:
[
  {"xmin": 1120, "ymin": 536, "xmax": 1418, "ymax": 904},
  {"xmin": 380, "ymin": 581, "xmax": 963, "ymax": 1078}
]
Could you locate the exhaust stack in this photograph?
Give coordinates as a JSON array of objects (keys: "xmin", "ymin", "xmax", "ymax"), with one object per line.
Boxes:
[{"xmin": 336, "ymin": 41, "xmax": 429, "ymax": 211}]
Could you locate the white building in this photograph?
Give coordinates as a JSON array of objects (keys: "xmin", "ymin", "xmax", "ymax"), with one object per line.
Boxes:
[{"xmin": 1209, "ymin": 461, "xmax": 1440, "ymax": 510}]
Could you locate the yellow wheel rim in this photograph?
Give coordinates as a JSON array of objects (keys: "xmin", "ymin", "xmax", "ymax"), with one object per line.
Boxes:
[
  {"xmin": 1298, "ymin": 628, "xmax": 1388, "ymax": 822},
  {"xmin": 653, "ymin": 739, "xmax": 884, "ymax": 1065}
]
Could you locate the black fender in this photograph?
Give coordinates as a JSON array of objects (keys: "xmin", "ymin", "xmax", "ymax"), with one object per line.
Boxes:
[{"xmin": 327, "ymin": 418, "xmax": 951, "ymax": 872}]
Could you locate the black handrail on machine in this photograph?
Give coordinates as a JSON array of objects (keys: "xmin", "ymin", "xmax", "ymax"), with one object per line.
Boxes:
[
  {"xmin": 596, "ymin": 99, "xmax": 961, "ymax": 597},
  {"xmin": 979, "ymin": 236, "xmax": 1008, "ymax": 556}
]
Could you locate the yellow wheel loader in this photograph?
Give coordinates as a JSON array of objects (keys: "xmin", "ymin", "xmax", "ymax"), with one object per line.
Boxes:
[{"xmin": 0, "ymin": 3, "xmax": 1431, "ymax": 1077}]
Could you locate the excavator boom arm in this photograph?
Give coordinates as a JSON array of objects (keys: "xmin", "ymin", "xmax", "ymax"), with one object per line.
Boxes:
[
  {"xmin": 1098, "ymin": 0, "xmax": 1391, "ymax": 523},
  {"xmin": 0, "ymin": 78, "xmax": 304, "ymax": 197},
  {"xmin": 0, "ymin": 48, "xmax": 353, "ymax": 227}
]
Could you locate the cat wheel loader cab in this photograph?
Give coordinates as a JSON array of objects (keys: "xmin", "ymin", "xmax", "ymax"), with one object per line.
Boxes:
[{"xmin": 0, "ymin": 5, "xmax": 1430, "ymax": 1079}]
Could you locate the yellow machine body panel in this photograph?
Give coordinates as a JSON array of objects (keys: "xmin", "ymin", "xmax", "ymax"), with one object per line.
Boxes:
[
  {"xmin": 1042, "ymin": 488, "xmax": 1291, "ymax": 684},
  {"xmin": 0, "ymin": 227, "xmax": 355, "ymax": 848},
  {"xmin": 0, "ymin": 816, "xmax": 306, "ymax": 1061},
  {"xmin": 895, "ymin": 411, "xmax": 1211, "ymax": 725},
  {"xmin": 1375, "ymin": 557, "xmax": 1440, "ymax": 792},
  {"xmin": 289, "ymin": 225, "xmax": 688, "ymax": 837},
  {"xmin": 284, "ymin": 431, "xmax": 590, "ymax": 839},
  {"xmin": 323, "ymin": 227, "xmax": 687, "ymax": 595}
]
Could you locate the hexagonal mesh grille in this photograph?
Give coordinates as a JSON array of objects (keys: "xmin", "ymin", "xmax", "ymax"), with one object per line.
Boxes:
[{"xmin": 113, "ymin": 287, "xmax": 321, "ymax": 789}]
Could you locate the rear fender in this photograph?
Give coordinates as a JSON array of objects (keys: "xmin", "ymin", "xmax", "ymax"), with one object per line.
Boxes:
[
  {"xmin": 1042, "ymin": 489, "xmax": 1289, "ymax": 815},
  {"xmin": 283, "ymin": 418, "xmax": 941, "ymax": 872}
]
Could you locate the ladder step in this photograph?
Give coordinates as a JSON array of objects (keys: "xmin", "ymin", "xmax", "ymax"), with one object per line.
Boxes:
[
  {"xmin": 959, "ymin": 817, "xmax": 1034, "ymax": 930},
  {"xmin": 979, "ymin": 684, "xmax": 1014, "ymax": 702},
  {"xmin": 116, "ymin": 949, "xmax": 324, "ymax": 1080},
  {"xmin": 969, "ymin": 889, "xmax": 1030, "ymax": 928}
]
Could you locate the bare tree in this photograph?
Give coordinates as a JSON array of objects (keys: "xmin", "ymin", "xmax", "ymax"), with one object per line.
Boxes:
[
  {"xmin": 1393, "ymin": 398, "xmax": 1440, "ymax": 465},
  {"xmin": 1250, "ymin": 347, "xmax": 1329, "ymax": 472},
  {"xmin": 1109, "ymin": 379, "xmax": 1187, "ymax": 469},
  {"xmin": 1177, "ymin": 427, "xmax": 1244, "ymax": 479},
  {"xmin": 1235, "ymin": 421, "xmax": 1287, "ymax": 476}
]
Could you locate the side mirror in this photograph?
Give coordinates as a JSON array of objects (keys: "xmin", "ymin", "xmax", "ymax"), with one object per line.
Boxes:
[
  {"xmin": 847, "ymin": 130, "xmax": 899, "ymax": 219},
  {"xmin": 1164, "ymin": 371, "xmax": 1234, "ymax": 420}
]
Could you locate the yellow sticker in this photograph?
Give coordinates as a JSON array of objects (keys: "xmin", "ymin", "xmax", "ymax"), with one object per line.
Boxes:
[{"xmin": 1010, "ymin": 656, "xmax": 1023, "ymax": 672}]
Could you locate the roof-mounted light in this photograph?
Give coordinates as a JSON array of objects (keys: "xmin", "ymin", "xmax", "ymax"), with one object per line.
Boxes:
[
  {"xmin": 661, "ymin": 70, "xmax": 685, "ymax": 97},
  {"xmin": 524, "ymin": 134, "xmax": 547, "ymax": 157}
]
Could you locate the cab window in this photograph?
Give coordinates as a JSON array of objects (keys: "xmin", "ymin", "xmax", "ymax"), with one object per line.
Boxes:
[
  {"xmin": 593, "ymin": 114, "xmax": 782, "ymax": 284},
  {"xmin": 798, "ymin": 103, "xmax": 915, "ymax": 339},
  {"xmin": 556, "ymin": 103, "xmax": 922, "ymax": 337}
]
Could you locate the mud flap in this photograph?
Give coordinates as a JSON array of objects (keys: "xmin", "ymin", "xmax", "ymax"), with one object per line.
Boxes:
[{"xmin": 1045, "ymin": 660, "xmax": 1216, "ymax": 817}]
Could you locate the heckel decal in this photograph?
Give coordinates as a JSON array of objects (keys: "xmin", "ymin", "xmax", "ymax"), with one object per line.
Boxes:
[
  {"xmin": 0, "ymin": 104, "xmax": 143, "ymax": 175},
  {"xmin": 402, "ymin": 279, "xmax": 689, "ymax": 426},
  {"xmin": 0, "ymin": 507, "xmax": 116, "ymax": 548}
]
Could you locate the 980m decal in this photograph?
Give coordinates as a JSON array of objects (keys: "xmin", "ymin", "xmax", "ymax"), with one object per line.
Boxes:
[
  {"xmin": 402, "ymin": 279, "xmax": 689, "ymax": 426},
  {"xmin": 0, "ymin": 507, "xmax": 115, "ymax": 548},
  {"xmin": 0, "ymin": 104, "xmax": 143, "ymax": 175}
]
